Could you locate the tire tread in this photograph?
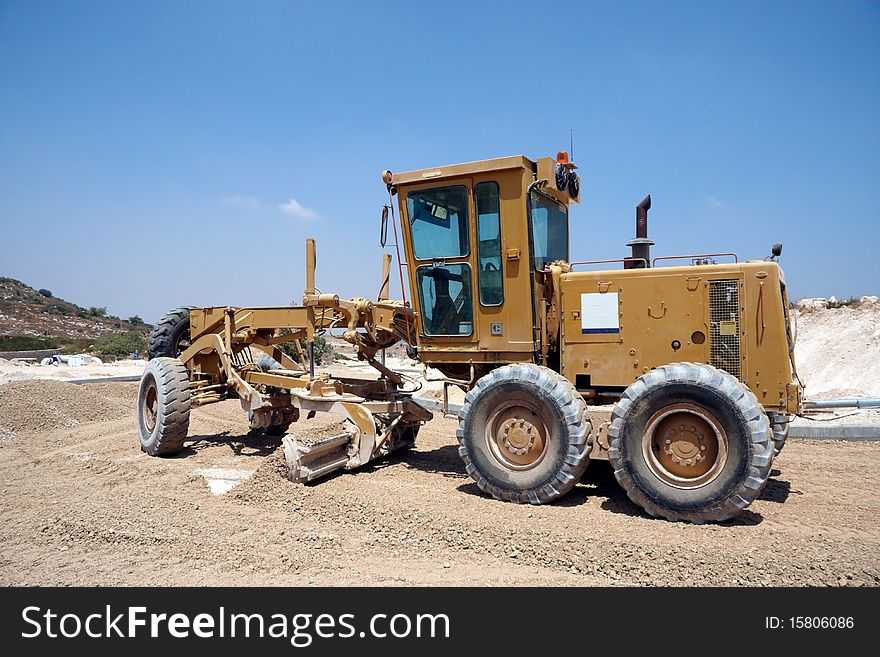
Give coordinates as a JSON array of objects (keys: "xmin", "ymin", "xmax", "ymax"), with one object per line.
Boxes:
[
  {"xmin": 457, "ymin": 363, "xmax": 592, "ymax": 505},
  {"xmin": 138, "ymin": 357, "xmax": 191, "ymax": 456},
  {"xmin": 147, "ymin": 308, "xmax": 191, "ymax": 360},
  {"xmin": 608, "ymin": 362, "xmax": 773, "ymax": 523}
]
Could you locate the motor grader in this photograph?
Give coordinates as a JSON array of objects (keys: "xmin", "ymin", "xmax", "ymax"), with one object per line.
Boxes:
[{"xmin": 139, "ymin": 151, "xmax": 802, "ymax": 523}]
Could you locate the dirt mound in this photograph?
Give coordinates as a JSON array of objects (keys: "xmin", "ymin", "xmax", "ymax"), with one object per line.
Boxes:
[
  {"xmin": 794, "ymin": 296, "xmax": 880, "ymax": 398},
  {"xmin": 0, "ymin": 379, "xmax": 134, "ymax": 433}
]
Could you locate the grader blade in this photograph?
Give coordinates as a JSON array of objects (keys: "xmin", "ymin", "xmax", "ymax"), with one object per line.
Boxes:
[{"xmin": 282, "ymin": 432, "xmax": 353, "ymax": 483}]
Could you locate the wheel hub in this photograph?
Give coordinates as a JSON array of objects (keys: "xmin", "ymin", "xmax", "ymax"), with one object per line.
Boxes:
[
  {"xmin": 662, "ymin": 423, "xmax": 708, "ymax": 467},
  {"xmin": 500, "ymin": 418, "xmax": 537, "ymax": 455},
  {"xmin": 142, "ymin": 378, "xmax": 158, "ymax": 433},
  {"xmin": 485, "ymin": 399, "xmax": 550, "ymax": 471},
  {"xmin": 642, "ymin": 403, "xmax": 727, "ymax": 489}
]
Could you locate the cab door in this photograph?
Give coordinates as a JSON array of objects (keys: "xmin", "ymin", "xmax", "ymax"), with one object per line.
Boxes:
[{"xmin": 401, "ymin": 180, "xmax": 478, "ymax": 345}]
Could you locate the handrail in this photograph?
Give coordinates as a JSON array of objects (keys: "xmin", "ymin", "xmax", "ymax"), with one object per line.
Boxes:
[
  {"xmin": 652, "ymin": 253, "xmax": 738, "ymax": 267},
  {"xmin": 567, "ymin": 257, "xmax": 648, "ymax": 269}
]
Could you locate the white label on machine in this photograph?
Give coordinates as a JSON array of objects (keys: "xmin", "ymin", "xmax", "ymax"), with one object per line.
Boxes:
[{"xmin": 581, "ymin": 292, "xmax": 620, "ymax": 334}]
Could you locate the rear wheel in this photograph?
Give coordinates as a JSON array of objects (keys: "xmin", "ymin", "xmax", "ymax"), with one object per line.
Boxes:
[
  {"xmin": 457, "ymin": 364, "xmax": 591, "ymax": 504},
  {"xmin": 608, "ymin": 362, "xmax": 772, "ymax": 523},
  {"xmin": 147, "ymin": 308, "xmax": 191, "ymax": 359},
  {"xmin": 137, "ymin": 357, "xmax": 191, "ymax": 456},
  {"xmin": 767, "ymin": 412, "xmax": 789, "ymax": 456}
]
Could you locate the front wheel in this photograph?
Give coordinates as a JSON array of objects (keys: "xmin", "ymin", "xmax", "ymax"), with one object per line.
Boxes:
[
  {"xmin": 137, "ymin": 357, "xmax": 191, "ymax": 456},
  {"xmin": 608, "ymin": 363, "xmax": 772, "ymax": 523},
  {"xmin": 457, "ymin": 363, "xmax": 591, "ymax": 504},
  {"xmin": 147, "ymin": 308, "xmax": 191, "ymax": 360}
]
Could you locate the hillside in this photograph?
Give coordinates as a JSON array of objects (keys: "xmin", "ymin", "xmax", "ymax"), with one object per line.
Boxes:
[{"xmin": 0, "ymin": 277, "xmax": 148, "ymax": 343}]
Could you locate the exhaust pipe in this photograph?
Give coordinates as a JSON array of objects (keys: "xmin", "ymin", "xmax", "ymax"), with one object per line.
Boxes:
[{"xmin": 625, "ymin": 195, "xmax": 653, "ymax": 268}]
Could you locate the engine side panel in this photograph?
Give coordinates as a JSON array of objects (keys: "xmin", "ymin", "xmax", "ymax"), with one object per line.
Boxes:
[{"xmin": 559, "ymin": 261, "xmax": 799, "ymax": 413}]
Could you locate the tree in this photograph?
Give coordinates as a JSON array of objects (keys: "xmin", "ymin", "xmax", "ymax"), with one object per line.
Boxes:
[
  {"xmin": 38, "ymin": 288, "xmax": 52, "ymax": 298},
  {"xmin": 128, "ymin": 315, "xmax": 145, "ymax": 325}
]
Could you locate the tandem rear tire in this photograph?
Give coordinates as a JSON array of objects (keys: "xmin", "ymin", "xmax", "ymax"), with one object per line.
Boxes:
[
  {"xmin": 767, "ymin": 412, "xmax": 789, "ymax": 456},
  {"xmin": 457, "ymin": 363, "xmax": 591, "ymax": 504},
  {"xmin": 608, "ymin": 362, "xmax": 773, "ymax": 523},
  {"xmin": 137, "ymin": 357, "xmax": 191, "ymax": 456}
]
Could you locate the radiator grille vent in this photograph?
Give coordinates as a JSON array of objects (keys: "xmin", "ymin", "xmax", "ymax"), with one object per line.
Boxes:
[{"xmin": 708, "ymin": 279, "xmax": 741, "ymax": 380}]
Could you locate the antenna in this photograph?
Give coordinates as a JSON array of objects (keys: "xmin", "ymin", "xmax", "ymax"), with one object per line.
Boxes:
[{"xmin": 570, "ymin": 128, "xmax": 574, "ymax": 161}]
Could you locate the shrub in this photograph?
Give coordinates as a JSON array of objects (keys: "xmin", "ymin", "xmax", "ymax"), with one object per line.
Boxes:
[
  {"xmin": 38, "ymin": 288, "xmax": 53, "ymax": 298},
  {"xmin": 86, "ymin": 306, "xmax": 107, "ymax": 318},
  {"xmin": 0, "ymin": 335, "xmax": 60, "ymax": 351},
  {"xmin": 128, "ymin": 315, "xmax": 145, "ymax": 325},
  {"xmin": 313, "ymin": 336, "xmax": 334, "ymax": 364},
  {"xmin": 44, "ymin": 304, "xmax": 73, "ymax": 316},
  {"xmin": 277, "ymin": 335, "xmax": 334, "ymax": 365},
  {"xmin": 90, "ymin": 331, "xmax": 146, "ymax": 358}
]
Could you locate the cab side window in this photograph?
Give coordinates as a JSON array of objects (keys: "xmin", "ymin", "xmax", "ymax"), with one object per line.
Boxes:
[{"xmin": 475, "ymin": 182, "xmax": 503, "ymax": 306}]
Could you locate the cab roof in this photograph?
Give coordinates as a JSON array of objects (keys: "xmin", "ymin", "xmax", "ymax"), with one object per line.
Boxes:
[{"xmin": 389, "ymin": 155, "xmax": 535, "ymax": 186}]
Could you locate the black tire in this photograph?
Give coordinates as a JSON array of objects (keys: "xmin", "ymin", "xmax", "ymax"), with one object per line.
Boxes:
[
  {"xmin": 137, "ymin": 357, "xmax": 191, "ymax": 456},
  {"xmin": 147, "ymin": 308, "xmax": 191, "ymax": 360},
  {"xmin": 767, "ymin": 412, "xmax": 789, "ymax": 456},
  {"xmin": 456, "ymin": 363, "xmax": 591, "ymax": 504},
  {"xmin": 608, "ymin": 362, "xmax": 773, "ymax": 523}
]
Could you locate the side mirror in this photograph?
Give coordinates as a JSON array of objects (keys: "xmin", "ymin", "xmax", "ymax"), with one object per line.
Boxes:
[
  {"xmin": 772, "ymin": 243, "xmax": 783, "ymax": 258},
  {"xmin": 380, "ymin": 206, "xmax": 389, "ymax": 247}
]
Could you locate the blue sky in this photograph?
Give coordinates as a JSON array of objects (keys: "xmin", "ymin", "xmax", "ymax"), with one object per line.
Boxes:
[{"xmin": 1, "ymin": 0, "xmax": 878, "ymax": 322}]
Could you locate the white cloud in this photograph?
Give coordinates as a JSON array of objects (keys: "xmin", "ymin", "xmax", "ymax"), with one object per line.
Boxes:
[
  {"xmin": 278, "ymin": 198, "xmax": 320, "ymax": 220},
  {"xmin": 221, "ymin": 195, "xmax": 263, "ymax": 210},
  {"xmin": 705, "ymin": 195, "xmax": 724, "ymax": 209}
]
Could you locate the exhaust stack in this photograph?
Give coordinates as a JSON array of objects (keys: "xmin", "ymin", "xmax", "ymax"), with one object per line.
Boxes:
[{"xmin": 625, "ymin": 194, "xmax": 653, "ymax": 268}]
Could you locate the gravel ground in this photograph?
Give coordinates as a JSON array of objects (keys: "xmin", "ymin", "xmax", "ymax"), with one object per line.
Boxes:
[{"xmin": 0, "ymin": 380, "xmax": 878, "ymax": 587}]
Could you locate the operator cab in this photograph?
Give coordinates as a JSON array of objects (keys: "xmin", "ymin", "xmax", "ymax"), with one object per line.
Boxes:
[{"xmin": 383, "ymin": 154, "xmax": 580, "ymax": 378}]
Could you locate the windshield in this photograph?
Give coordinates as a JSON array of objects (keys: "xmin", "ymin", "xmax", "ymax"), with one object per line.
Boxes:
[{"xmin": 528, "ymin": 192, "xmax": 569, "ymax": 269}]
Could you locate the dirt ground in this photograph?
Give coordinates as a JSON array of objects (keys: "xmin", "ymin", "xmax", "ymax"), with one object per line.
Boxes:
[{"xmin": 0, "ymin": 380, "xmax": 878, "ymax": 587}]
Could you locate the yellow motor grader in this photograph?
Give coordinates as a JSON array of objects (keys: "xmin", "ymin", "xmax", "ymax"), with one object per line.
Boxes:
[{"xmin": 140, "ymin": 151, "xmax": 802, "ymax": 523}]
